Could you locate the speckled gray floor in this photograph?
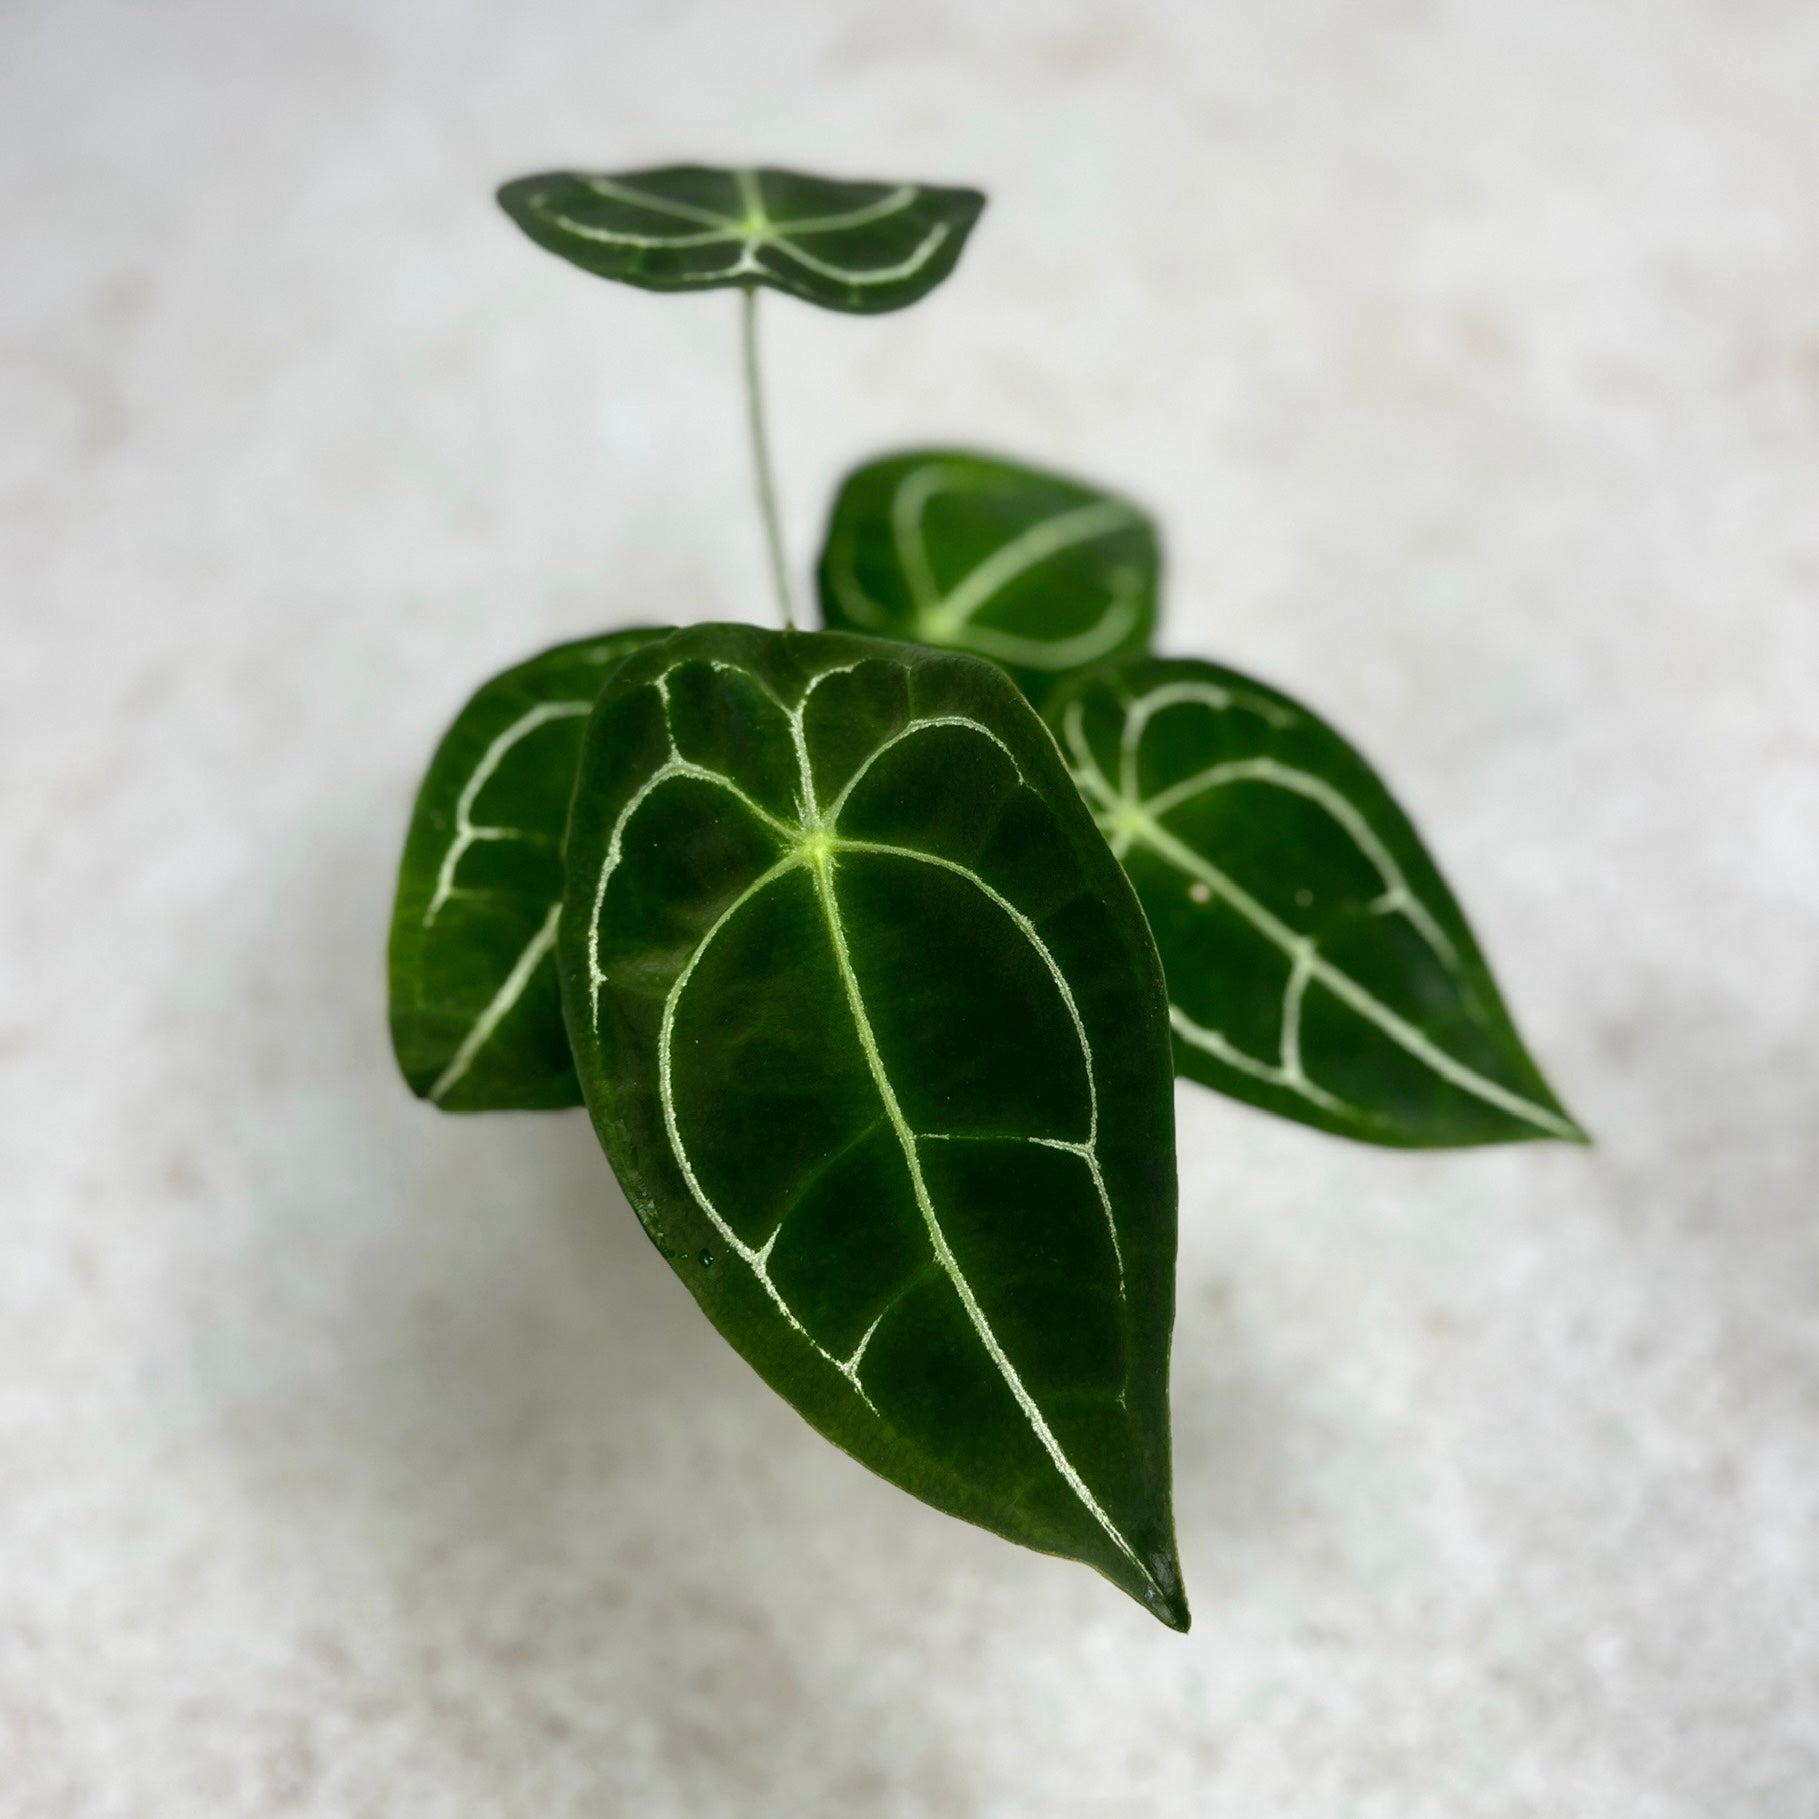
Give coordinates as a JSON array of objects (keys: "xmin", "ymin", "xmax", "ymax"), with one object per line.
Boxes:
[{"xmin": 4, "ymin": 2, "xmax": 1817, "ymax": 1813}]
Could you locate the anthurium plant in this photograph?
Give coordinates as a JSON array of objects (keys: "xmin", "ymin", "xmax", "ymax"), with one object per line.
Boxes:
[{"xmin": 389, "ymin": 164, "xmax": 1581, "ymax": 1631}]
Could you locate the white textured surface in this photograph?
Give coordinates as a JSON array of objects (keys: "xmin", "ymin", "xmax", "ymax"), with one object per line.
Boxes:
[{"xmin": 4, "ymin": 1, "xmax": 1817, "ymax": 1812}]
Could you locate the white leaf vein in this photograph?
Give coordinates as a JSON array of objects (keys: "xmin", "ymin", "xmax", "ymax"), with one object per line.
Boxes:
[
  {"xmin": 1064, "ymin": 695, "xmax": 1573, "ymax": 1137},
  {"xmin": 867, "ymin": 462, "xmax": 1144, "ymax": 668},
  {"xmin": 424, "ymin": 700, "xmax": 593, "ymax": 927},
  {"xmin": 428, "ymin": 903, "xmax": 562, "ymax": 1104},
  {"xmin": 533, "ymin": 170, "xmax": 947, "ymax": 290}
]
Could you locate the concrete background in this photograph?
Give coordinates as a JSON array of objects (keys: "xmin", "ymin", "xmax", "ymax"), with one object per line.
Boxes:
[{"xmin": 4, "ymin": 1, "xmax": 1816, "ymax": 1812}]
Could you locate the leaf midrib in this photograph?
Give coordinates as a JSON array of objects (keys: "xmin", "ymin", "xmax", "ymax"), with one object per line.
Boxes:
[{"xmin": 806, "ymin": 846, "xmax": 1147, "ymax": 1581}]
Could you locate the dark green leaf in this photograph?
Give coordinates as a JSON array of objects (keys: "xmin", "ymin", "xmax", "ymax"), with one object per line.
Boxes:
[
  {"xmin": 389, "ymin": 628, "xmax": 664, "ymax": 1111},
  {"xmin": 817, "ymin": 449, "xmax": 1159, "ymax": 706},
  {"xmin": 1050, "ymin": 657, "xmax": 1583, "ymax": 1148},
  {"xmin": 498, "ymin": 166, "xmax": 985, "ymax": 315},
  {"xmin": 559, "ymin": 624, "xmax": 1187, "ymax": 1627}
]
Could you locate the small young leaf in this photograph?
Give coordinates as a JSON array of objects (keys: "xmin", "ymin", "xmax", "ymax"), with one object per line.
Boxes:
[
  {"xmin": 1051, "ymin": 658, "xmax": 1583, "ymax": 1148},
  {"xmin": 389, "ymin": 628, "xmax": 664, "ymax": 1111},
  {"xmin": 560, "ymin": 624, "xmax": 1188, "ymax": 1627},
  {"xmin": 498, "ymin": 166, "xmax": 986, "ymax": 315},
  {"xmin": 817, "ymin": 449, "xmax": 1159, "ymax": 705}
]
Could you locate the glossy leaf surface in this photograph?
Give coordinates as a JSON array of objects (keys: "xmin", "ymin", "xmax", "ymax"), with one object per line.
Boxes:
[
  {"xmin": 498, "ymin": 166, "xmax": 985, "ymax": 315},
  {"xmin": 560, "ymin": 624, "xmax": 1187, "ymax": 1625},
  {"xmin": 818, "ymin": 449, "xmax": 1159, "ymax": 705},
  {"xmin": 1052, "ymin": 658, "xmax": 1582, "ymax": 1148},
  {"xmin": 389, "ymin": 628, "xmax": 663, "ymax": 1111}
]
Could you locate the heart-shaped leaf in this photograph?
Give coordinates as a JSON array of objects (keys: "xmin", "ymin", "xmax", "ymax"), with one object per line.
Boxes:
[
  {"xmin": 560, "ymin": 624, "xmax": 1187, "ymax": 1626},
  {"xmin": 498, "ymin": 166, "xmax": 986, "ymax": 315},
  {"xmin": 817, "ymin": 449, "xmax": 1159, "ymax": 705},
  {"xmin": 1051, "ymin": 658, "xmax": 1583, "ymax": 1147},
  {"xmin": 389, "ymin": 628, "xmax": 664, "ymax": 1111}
]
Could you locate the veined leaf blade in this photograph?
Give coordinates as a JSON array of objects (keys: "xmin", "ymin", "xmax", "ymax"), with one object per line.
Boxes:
[
  {"xmin": 817, "ymin": 449, "xmax": 1160, "ymax": 705},
  {"xmin": 498, "ymin": 166, "xmax": 986, "ymax": 315},
  {"xmin": 560, "ymin": 625, "xmax": 1187, "ymax": 1627},
  {"xmin": 388, "ymin": 628, "xmax": 664, "ymax": 1111},
  {"xmin": 1050, "ymin": 657, "xmax": 1583, "ymax": 1148}
]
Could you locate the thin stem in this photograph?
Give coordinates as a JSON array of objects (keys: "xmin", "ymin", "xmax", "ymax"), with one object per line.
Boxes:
[{"xmin": 739, "ymin": 284, "xmax": 796, "ymax": 630}]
